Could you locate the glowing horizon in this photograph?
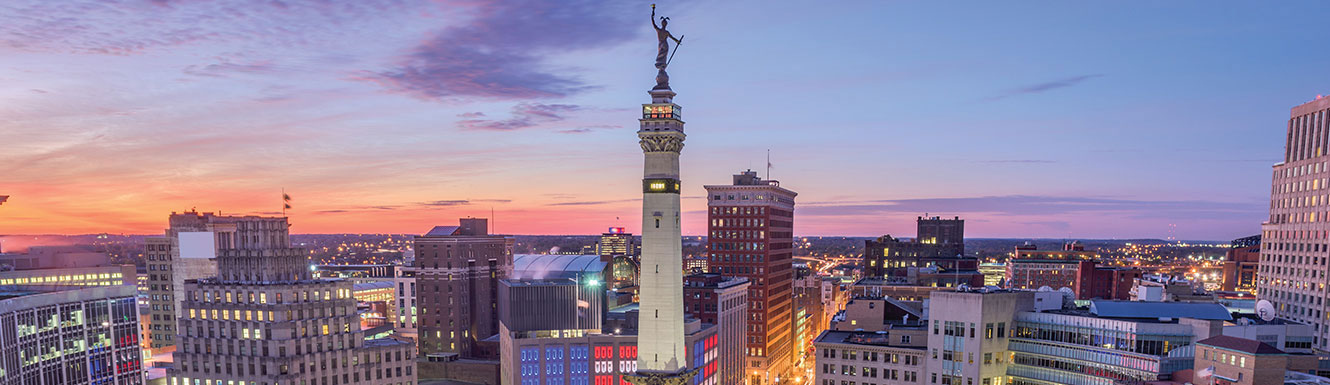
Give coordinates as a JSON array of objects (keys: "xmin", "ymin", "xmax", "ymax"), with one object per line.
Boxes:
[{"xmin": 3, "ymin": 1, "xmax": 1319, "ymax": 240}]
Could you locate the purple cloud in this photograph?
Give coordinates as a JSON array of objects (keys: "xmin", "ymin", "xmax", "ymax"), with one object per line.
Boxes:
[
  {"xmin": 1021, "ymin": 221, "xmax": 1072, "ymax": 231},
  {"xmin": 459, "ymin": 103, "xmax": 581, "ymax": 131},
  {"xmin": 987, "ymin": 74, "xmax": 1102, "ymax": 101},
  {"xmin": 471, "ymin": 199, "xmax": 513, "ymax": 203},
  {"xmin": 418, "ymin": 200, "xmax": 471, "ymax": 207},
  {"xmin": 547, "ymin": 198, "xmax": 637, "ymax": 206},
  {"xmin": 798, "ymin": 195, "xmax": 1262, "ymax": 219},
  {"xmin": 976, "ymin": 159, "xmax": 1056, "ymax": 164},
  {"xmin": 183, "ymin": 59, "xmax": 276, "ymax": 78},
  {"xmin": 367, "ymin": 0, "xmax": 640, "ymax": 100},
  {"xmin": 0, "ymin": 1, "xmax": 417, "ymax": 55},
  {"xmin": 558, "ymin": 124, "xmax": 622, "ymax": 134}
]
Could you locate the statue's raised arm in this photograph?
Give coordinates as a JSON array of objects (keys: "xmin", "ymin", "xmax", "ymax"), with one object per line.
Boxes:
[
  {"xmin": 650, "ymin": 4, "xmax": 682, "ymax": 90},
  {"xmin": 652, "ymin": 5, "xmax": 677, "ymax": 71}
]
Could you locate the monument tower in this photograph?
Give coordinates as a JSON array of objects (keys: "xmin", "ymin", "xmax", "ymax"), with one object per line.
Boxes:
[{"xmin": 628, "ymin": 4, "xmax": 694, "ymax": 384}]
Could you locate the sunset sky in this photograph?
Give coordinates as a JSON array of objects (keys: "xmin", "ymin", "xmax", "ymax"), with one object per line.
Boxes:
[{"xmin": 3, "ymin": 1, "xmax": 1328, "ymax": 239}]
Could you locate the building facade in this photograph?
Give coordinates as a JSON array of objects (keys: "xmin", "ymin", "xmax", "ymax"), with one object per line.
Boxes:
[
  {"xmin": 1006, "ymin": 259, "xmax": 1140, "ymax": 300},
  {"xmin": 410, "ymin": 218, "xmax": 514, "ymax": 358},
  {"xmin": 926, "ymin": 290, "xmax": 1033, "ymax": 385},
  {"xmin": 499, "ymin": 278, "xmax": 605, "ymax": 334},
  {"xmin": 0, "ymin": 285, "xmax": 144, "ymax": 384},
  {"xmin": 1224, "ymin": 235, "xmax": 1261, "ymax": 292},
  {"xmin": 791, "ymin": 268, "xmax": 823, "ymax": 378},
  {"xmin": 977, "ymin": 263, "xmax": 1005, "ymax": 287},
  {"xmin": 0, "ymin": 245, "xmax": 115, "ymax": 269},
  {"xmin": 863, "ymin": 217, "xmax": 973, "ymax": 279},
  {"xmin": 814, "ymin": 330, "xmax": 927, "ymax": 385},
  {"xmin": 145, "ymin": 211, "xmax": 289, "ymax": 353},
  {"xmin": 168, "ymin": 215, "xmax": 415, "ymax": 385},
  {"xmin": 704, "ymin": 170, "xmax": 798, "ymax": 385},
  {"xmin": 920, "ymin": 289, "xmax": 1235, "ymax": 385},
  {"xmin": 1005, "ymin": 259, "xmax": 1081, "ymax": 291},
  {"xmin": 393, "ymin": 266, "xmax": 418, "ymax": 338},
  {"xmin": 598, "ymin": 228, "xmax": 637, "ymax": 262},
  {"xmin": 0, "ymin": 264, "xmax": 134, "ymax": 287},
  {"xmin": 917, "ymin": 217, "xmax": 964, "ymax": 247},
  {"xmin": 1008, "ymin": 304, "xmax": 1218, "ymax": 385},
  {"xmin": 499, "ymin": 320, "xmax": 719, "ymax": 385},
  {"xmin": 353, "ymin": 281, "xmax": 395, "ymax": 329},
  {"xmin": 1194, "ymin": 335, "xmax": 1316, "ymax": 385},
  {"xmin": 684, "ymin": 274, "xmax": 750, "ymax": 385},
  {"xmin": 1011, "ymin": 241, "xmax": 1095, "ymax": 260},
  {"xmin": 1258, "ymin": 96, "xmax": 1330, "ymax": 350}
]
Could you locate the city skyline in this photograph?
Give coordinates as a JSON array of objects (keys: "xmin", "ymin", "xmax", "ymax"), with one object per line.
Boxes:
[{"xmin": 4, "ymin": 1, "xmax": 1326, "ymax": 239}]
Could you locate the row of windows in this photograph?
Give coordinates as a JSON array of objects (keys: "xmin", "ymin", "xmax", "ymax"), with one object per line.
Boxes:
[
  {"xmin": 0, "ymin": 273, "xmax": 124, "ymax": 286},
  {"xmin": 712, "ymin": 242, "xmax": 766, "ymax": 252},
  {"xmin": 711, "ymin": 206, "xmax": 767, "ymax": 216},
  {"xmin": 173, "ymin": 363, "xmax": 411, "ymax": 385},
  {"xmin": 710, "ymin": 230, "xmax": 766, "ymax": 239},
  {"xmin": 1011, "ymin": 323, "xmax": 1187, "ymax": 356},
  {"xmin": 820, "ymin": 348, "xmax": 920, "ymax": 365},
  {"xmin": 191, "ymin": 287, "xmax": 349, "ymax": 304},
  {"xmin": 931, "ymin": 321, "xmax": 1005, "ymax": 339},
  {"xmin": 711, "ymin": 193, "xmax": 778, "ymax": 202},
  {"xmin": 820, "ymin": 364, "xmax": 919, "ymax": 381}
]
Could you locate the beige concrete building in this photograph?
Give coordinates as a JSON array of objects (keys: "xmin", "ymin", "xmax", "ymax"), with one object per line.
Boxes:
[
  {"xmin": 927, "ymin": 290, "xmax": 1034, "ymax": 385},
  {"xmin": 392, "ymin": 266, "xmax": 418, "ymax": 338},
  {"xmin": 168, "ymin": 215, "xmax": 415, "ymax": 385},
  {"xmin": 814, "ymin": 330, "xmax": 927, "ymax": 385},
  {"xmin": 146, "ymin": 211, "xmax": 293, "ymax": 353},
  {"xmin": 1258, "ymin": 96, "xmax": 1330, "ymax": 350}
]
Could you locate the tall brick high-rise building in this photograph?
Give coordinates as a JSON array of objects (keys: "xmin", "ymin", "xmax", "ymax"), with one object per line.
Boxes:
[
  {"xmin": 410, "ymin": 218, "xmax": 513, "ymax": 357},
  {"xmin": 1259, "ymin": 96, "xmax": 1330, "ymax": 349},
  {"xmin": 704, "ymin": 170, "xmax": 797, "ymax": 385}
]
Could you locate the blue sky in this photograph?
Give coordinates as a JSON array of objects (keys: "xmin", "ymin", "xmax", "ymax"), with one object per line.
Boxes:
[{"xmin": 0, "ymin": 1, "xmax": 1322, "ymax": 239}]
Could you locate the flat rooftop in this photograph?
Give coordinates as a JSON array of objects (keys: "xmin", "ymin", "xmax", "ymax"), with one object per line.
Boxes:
[
  {"xmin": 1090, "ymin": 300, "xmax": 1232, "ymax": 321},
  {"xmin": 816, "ymin": 330, "xmax": 924, "ymax": 349},
  {"xmin": 364, "ymin": 337, "xmax": 414, "ymax": 348}
]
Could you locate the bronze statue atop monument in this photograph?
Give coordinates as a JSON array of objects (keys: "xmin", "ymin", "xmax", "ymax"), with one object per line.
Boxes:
[{"xmin": 651, "ymin": 4, "xmax": 683, "ymax": 90}]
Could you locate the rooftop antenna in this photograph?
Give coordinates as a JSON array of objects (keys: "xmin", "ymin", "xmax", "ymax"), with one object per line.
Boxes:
[{"xmin": 491, "ymin": 206, "xmax": 496, "ymax": 234}]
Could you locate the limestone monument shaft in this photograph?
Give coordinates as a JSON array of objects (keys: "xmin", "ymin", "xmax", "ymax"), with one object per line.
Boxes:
[{"xmin": 628, "ymin": 4, "xmax": 695, "ymax": 385}]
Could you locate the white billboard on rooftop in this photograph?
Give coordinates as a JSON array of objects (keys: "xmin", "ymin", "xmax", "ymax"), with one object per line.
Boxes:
[{"xmin": 178, "ymin": 232, "xmax": 216, "ymax": 259}]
